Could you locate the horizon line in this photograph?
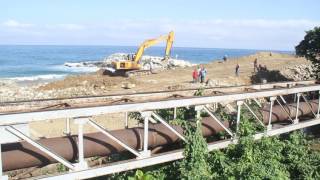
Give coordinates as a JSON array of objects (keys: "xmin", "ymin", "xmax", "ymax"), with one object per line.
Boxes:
[{"xmin": 0, "ymin": 44, "xmax": 294, "ymax": 52}]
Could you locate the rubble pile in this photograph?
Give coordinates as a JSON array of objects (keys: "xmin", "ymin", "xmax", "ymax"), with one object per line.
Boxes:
[
  {"xmin": 280, "ymin": 64, "xmax": 314, "ymax": 81},
  {"xmin": 103, "ymin": 53, "xmax": 193, "ymax": 70}
]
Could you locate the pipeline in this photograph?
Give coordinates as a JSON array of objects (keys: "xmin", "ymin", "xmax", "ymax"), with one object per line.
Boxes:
[
  {"xmin": 261, "ymin": 99, "xmax": 319, "ymax": 123},
  {"xmin": 2, "ymin": 118, "xmax": 228, "ymax": 171},
  {"xmin": 2, "ymin": 100, "xmax": 319, "ymax": 171}
]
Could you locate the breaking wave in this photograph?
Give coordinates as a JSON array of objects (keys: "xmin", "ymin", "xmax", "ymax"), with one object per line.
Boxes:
[{"xmin": 4, "ymin": 74, "xmax": 67, "ymax": 82}]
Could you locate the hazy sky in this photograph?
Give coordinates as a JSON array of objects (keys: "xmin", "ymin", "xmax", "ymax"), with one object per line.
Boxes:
[{"xmin": 0, "ymin": 0, "xmax": 319, "ymax": 50}]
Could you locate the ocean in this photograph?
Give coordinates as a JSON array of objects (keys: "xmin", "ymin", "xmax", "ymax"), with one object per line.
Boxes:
[{"xmin": 0, "ymin": 45, "xmax": 292, "ymax": 81}]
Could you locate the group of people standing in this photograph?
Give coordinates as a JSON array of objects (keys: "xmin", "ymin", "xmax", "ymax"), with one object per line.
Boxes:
[
  {"xmin": 254, "ymin": 58, "xmax": 267, "ymax": 72},
  {"xmin": 191, "ymin": 56, "xmax": 268, "ymax": 83},
  {"xmin": 192, "ymin": 65, "xmax": 207, "ymax": 83}
]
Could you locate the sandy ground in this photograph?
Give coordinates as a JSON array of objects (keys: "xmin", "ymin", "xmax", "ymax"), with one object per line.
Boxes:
[{"xmin": 39, "ymin": 52, "xmax": 308, "ymax": 94}]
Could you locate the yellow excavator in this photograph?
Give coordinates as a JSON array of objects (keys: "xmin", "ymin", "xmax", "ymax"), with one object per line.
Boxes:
[{"xmin": 108, "ymin": 31, "xmax": 174, "ymax": 77}]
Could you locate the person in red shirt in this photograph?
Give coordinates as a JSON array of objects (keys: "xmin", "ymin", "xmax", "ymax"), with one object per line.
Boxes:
[{"xmin": 192, "ymin": 67, "xmax": 199, "ymax": 83}]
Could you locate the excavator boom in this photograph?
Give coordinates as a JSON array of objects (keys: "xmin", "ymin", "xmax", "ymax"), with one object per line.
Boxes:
[
  {"xmin": 134, "ymin": 31, "xmax": 174, "ymax": 63},
  {"xmin": 164, "ymin": 31, "xmax": 174, "ymax": 60}
]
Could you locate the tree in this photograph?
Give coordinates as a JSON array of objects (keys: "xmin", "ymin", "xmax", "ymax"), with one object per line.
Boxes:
[{"xmin": 296, "ymin": 26, "xmax": 320, "ymax": 78}]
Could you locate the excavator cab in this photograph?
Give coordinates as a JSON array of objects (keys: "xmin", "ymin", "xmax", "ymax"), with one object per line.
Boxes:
[{"xmin": 126, "ymin": 54, "xmax": 135, "ymax": 61}]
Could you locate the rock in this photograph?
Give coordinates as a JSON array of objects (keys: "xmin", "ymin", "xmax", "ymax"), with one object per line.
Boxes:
[
  {"xmin": 122, "ymin": 83, "xmax": 135, "ymax": 89},
  {"xmin": 92, "ymin": 84, "xmax": 99, "ymax": 89},
  {"xmin": 167, "ymin": 84, "xmax": 183, "ymax": 90},
  {"xmin": 206, "ymin": 79, "xmax": 218, "ymax": 87},
  {"xmin": 82, "ymin": 81, "xmax": 88, "ymax": 86},
  {"xmin": 103, "ymin": 53, "xmax": 193, "ymax": 71},
  {"xmin": 280, "ymin": 64, "xmax": 314, "ymax": 81}
]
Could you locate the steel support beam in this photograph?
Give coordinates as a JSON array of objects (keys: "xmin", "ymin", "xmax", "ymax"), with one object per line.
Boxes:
[
  {"xmin": 252, "ymin": 98, "xmax": 262, "ymax": 108},
  {"xmin": 243, "ymin": 102, "xmax": 264, "ymax": 127},
  {"xmin": 87, "ymin": 119, "xmax": 141, "ymax": 158},
  {"xmin": 275, "ymin": 98, "xmax": 293, "ymax": 122},
  {"xmin": 140, "ymin": 112, "xmax": 151, "ymax": 158},
  {"xmin": 195, "ymin": 105, "xmax": 203, "ymax": 119},
  {"xmin": 63, "ymin": 118, "xmax": 71, "ymax": 135},
  {"xmin": 151, "ymin": 112, "xmax": 185, "ymax": 141},
  {"xmin": 203, "ymin": 106, "xmax": 233, "ymax": 136},
  {"xmin": 73, "ymin": 118, "xmax": 88, "ymax": 170},
  {"xmin": 268, "ymin": 97, "xmax": 276, "ymax": 130},
  {"xmin": 236, "ymin": 101, "xmax": 243, "ymax": 135},
  {"xmin": 5, "ymin": 126, "xmax": 75, "ymax": 171},
  {"xmin": 301, "ymin": 94, "xmax": 317, "ymax": 117},
  {"xmin": 125, "ymin": 112, "xmax": 128, "ymax": 129},
  {"xmin": 39, "ymin": 118, "xmax": 320, "ymax": 180},
  {"xmin": 294, "ymin": 93, "xmax": 301, "ymax": 124},
  {"xmin": 279, "ymin": 95, "xmax": 287, "ymax": 104}
]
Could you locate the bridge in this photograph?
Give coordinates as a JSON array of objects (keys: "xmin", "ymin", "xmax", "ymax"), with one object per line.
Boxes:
[{"xmin": 0, "ymin": 80, "xmax": 320, "ymax": 179}]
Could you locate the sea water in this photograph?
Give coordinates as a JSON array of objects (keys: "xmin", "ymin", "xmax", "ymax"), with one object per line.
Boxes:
[{"xmin": 0, "ymin": 45, "xmax": 292, "ymax": 81}]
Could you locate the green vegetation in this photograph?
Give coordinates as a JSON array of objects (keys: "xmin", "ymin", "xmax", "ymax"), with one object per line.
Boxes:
[
  {"xmin": 113, "ymin": 88, "xmax": 320, "ymax": 179},
  {"xmin": 127, "ymin": 170, "xmax": 157, "ymax": 180},
  {"xmin": 296, "ymin": 26, "xmax": 320, "ymax": 79},
  {"xmin": 118, "ymin": 103, "xmax": 320, "ymax": 180},
  {"xmin": 179, "ymin": 119, "xmax": 212, "ymax": 179},
  {"xmin": 56, "ymin": 163, "xmax": 67, "ymax": 173}
]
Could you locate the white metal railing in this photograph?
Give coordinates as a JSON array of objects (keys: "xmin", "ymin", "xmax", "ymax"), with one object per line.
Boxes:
[
  {"xmin": 0, "ymin": 84, "xmax": 320, "ymax": 126},
  {"xmin": 0, "ymin": 83, "xmax": 320, "ymax": 180}
]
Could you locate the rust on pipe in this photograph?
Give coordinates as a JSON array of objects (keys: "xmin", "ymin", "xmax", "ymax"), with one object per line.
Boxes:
[
  {"xmin": 261, "ymin": 99, "xmax": 318, "ymax": 123},
  {"xmin": 2, "ymin": 99, "xmax": 318, "ymax": 171},
  {"xmin": 2, "ymin": 117, "xmax": 228, "ymax": 171}
]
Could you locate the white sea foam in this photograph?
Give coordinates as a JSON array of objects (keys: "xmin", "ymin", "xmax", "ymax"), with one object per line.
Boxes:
[
  {"xmin": 57, "ymin": 61, "xmax": 100, "ymax": 73},
  {"xmin": 4, "ymin": 74, "xmax": 67, "ymax": 82}
]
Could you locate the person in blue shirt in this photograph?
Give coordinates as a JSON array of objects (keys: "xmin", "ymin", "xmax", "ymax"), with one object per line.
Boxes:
[{"xmin": 199, "ymin": 65, "xmax": 207, "ymax": 83}]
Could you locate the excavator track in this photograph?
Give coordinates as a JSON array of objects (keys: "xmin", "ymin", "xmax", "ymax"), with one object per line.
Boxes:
[
  {"xmin": 125, "ymin": 69, "xmax": 153, "ymax": 77},
  {"xmin": 103, "ymin": 69, "xmax": 153, "ymax": 77}
]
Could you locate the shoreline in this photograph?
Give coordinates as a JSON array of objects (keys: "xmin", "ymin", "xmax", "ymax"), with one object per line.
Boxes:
[
  {"xmin": 0, "ymin": 51, "xmax": 312, "ymax": 102},
  {"xmin": 0, "ymin": 50, "xmax": 294, "ymax": 84}
]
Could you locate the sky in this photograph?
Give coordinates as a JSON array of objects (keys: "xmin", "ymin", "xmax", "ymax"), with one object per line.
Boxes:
[{"xmin": 0, "ymin": 0, "xmax": 319, "ymax": 50}]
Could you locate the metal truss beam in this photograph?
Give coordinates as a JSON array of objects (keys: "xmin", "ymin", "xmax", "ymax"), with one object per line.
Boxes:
[
  {"xmin": 203, "ymin": 106, "xmax": 233, "ymax": 136},
  {"xmin": 38, "ymin": 118, "xmax": 320, "ymax": 180},
  {"xmin": 5, "ymin": 126, "xmax": 75, "ymax": 171},
  {"xmin": 87, "ymin": 119, "xmax": 141, "ymax": 157},
  {"xmin": 151, "ymin": 112, "xmax": 186, "ymax": 141}
]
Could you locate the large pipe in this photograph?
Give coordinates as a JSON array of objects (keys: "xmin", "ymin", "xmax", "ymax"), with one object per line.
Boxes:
[
  {"xmin": 2, "ymin": 117, "xmax": 228, "ymax": 171},
  {"xmin": 2, "ymin": 100, "xmax": 319, "ymax": 171},
  {"xmin": 261, "ymin": 99, "xmax": 318, "ymax": 123}
]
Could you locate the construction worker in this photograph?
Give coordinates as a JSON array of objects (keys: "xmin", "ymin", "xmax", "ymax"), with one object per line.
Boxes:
[
  {"xmin": 254, "ymin": 58, "xmax": 258, "ymax": 73},
  {"xmin": 235, "ymin": 64, "xmax": 240, "ymax": 76}
]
